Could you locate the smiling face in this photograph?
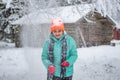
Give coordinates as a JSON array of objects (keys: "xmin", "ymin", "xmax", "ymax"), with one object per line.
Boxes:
[
  {"xmin": 52, "ymin": 30, "xmax": 63, "ymax": 39},
  {"xmin": 50, "ymin": 17, "xmax": 65, "ymax": 39}
]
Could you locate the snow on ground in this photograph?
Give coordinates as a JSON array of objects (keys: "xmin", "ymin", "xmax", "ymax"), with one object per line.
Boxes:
[
  {"xmin": 0, "ymin": 42, "xmax": 120, "ymax": 80},
  {"xmin": 0, "ymin": 48, "xmax": 29, "ymax": 80},
  {"xmin": 0, "ymin": 41, "xmax": 15, "ymax": 49},
  {"xmin": 75, "ymin": 45, "xmax": 120, "ymax": 80}
]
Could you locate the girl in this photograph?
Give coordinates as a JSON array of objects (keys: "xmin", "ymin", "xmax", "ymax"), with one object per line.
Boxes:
[{"xmin": 41, "ymin": 17, "xmax": 78, "ymax": 80}]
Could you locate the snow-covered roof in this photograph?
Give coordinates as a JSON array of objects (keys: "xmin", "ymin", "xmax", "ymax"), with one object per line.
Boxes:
[
  {"xmin": 12, "ymin": 4, "xmax": 92, "ymax": 25},
  {"xmin": 107, "ymin": 15, "xmax": 120, "ymax": 29}
]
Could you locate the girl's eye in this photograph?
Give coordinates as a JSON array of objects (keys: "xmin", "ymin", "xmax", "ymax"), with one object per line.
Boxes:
[{"xmin": 53, "ymin": 30, "xmax": 62, "ymax": 33}]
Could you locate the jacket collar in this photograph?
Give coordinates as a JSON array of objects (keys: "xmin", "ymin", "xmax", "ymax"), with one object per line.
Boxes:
[{"xmin": 50, "ymin": 33, "xmax": 66, "ymax": 42}]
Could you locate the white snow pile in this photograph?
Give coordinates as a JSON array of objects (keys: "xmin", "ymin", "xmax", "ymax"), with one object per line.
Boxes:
[{"xmin": 0, "ymin": 41, "xmax": 15, "ymax": 49}]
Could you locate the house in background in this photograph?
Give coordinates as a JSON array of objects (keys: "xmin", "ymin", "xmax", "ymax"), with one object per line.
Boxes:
[
  {"xmin": 12, "ymin": 4, "xmax": 117, "ymax": 48},
  {"xmin": 110, "ymin": 27, "xmax": 120, "ymax": 46},
  {"xmin": 77, "ymin": 12, "xmax": 116, "ymax": 47},
  {"xmin": 105, "ymin": 15, "xmax": 120, "ymax": 46},
  {"xmin": 113, "ymin": 27, "xmax": 120, "ymax": 40}
]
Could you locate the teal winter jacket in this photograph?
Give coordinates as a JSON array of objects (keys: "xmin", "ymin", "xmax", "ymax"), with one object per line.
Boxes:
[{"xmin": 41, "ymin": 33, "xmax": 78, "ymax": 77}]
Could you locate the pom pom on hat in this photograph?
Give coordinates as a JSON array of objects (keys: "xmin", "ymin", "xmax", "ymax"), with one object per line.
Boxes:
[{"xmin": 50, "ymin": 17, "xmax": 64, "ymax": 32}]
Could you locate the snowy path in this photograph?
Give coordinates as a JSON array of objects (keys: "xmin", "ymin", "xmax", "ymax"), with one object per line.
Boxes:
[{"xmin": 0, "ymin": 45, "xmax": 120, "ymax": 80}]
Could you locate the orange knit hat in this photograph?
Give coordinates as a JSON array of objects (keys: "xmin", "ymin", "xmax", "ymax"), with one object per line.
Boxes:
[{"xmin": 50, "ymin": 17, "xmax": 64, "ymax": 32}]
